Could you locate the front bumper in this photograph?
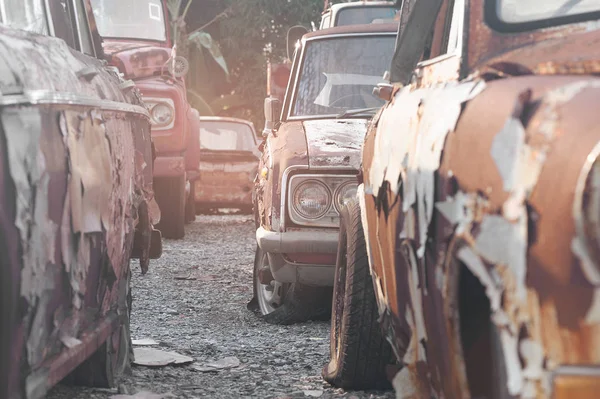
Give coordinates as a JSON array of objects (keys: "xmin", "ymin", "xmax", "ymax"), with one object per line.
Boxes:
[
  {"xmin": 256, "ymin": 227, "xmax": 339, "ymax": 254},
  {"xmin": 256, "ymin": 227, "xmax": 338, "ymax": 286}
]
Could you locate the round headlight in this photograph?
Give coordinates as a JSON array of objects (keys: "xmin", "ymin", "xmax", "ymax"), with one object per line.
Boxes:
[
  {"xmin": 335, "ymin": 181, "xmax": 358, "ymax": 212},
  {"xmin": 293, "ymin": 180, "xmax": 331, "ymax": 220},
  {"xmin": 151, "ymin": 103, "xmax": 174, "ymax": 126}
]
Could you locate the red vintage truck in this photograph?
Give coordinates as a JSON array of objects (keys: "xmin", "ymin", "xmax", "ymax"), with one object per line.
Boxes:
[{"xmin": 91, "ymin": 0, "xmax": 200, "ymax": 239}]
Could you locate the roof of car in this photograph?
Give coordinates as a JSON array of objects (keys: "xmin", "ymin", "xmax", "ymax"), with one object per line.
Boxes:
[
  {"xmin": 328, "ymin": 1, "xmax": 395, "ymax": 12},
  {"xmin": 198, "ymin": 116, "xmax": 255, "ymax": 128},
  {"xmin": 303, "ymin": 22, "xmax": 399, "ymax": 40}
]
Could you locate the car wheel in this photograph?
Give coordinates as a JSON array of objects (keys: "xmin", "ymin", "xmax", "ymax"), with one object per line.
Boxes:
[
  {"xmin": 68, "ymin": 263, "xmax": 132, "ymax": 387},
  {"xmin": 184, "ymin": 181, "xmax": 196, "ymax": 224},
  {"xmin": 323, "ymin": 200, "xmax": 392, "ymax": 390},
  {"xmin": 252, "ymin": 245, "xmax": 331, "ymax": 325},
  {"xmin": 154, "ymin": 175, "xmax": 186, "ymax": 239}
]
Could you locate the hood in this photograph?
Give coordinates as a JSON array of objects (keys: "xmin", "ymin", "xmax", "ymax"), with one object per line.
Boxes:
[
  {"xmin": 302, "ymin": 119, "xmax": 368, "ymax": 169},
  {"xmin": 482, "ymin": 28, "xmax": 600, "ymax": 76},
  {"xmin": 103, "ymin": 41, "xmax": 171, "ymax": 81}
]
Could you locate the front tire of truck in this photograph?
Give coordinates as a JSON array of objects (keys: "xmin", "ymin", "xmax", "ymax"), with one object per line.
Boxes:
[
  {"xmin": 185, "ymin": 180, "xmax": 196, "ymax": 224},
  {"xmin": 323, "ymin": 200, "xmax": 392, "ymax": 390},
  {"xmin": 154, "ymin": 175, "xmax": 186, "ymax": 239},
  {"xmin": 252, "ymin": 245, "xmax": 331, "ymax": 325}
]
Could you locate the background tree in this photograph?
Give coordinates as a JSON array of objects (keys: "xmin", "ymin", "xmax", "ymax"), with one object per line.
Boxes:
[{"xmin": 181, "ymin": 0, "xmax": 324, "ymax": 128}]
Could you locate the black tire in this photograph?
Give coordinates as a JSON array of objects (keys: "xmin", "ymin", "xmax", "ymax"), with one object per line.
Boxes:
[
  {"xmin": 252, "ymin": 245, "xmax": 331, "ymax": 325},
  {"xmin": 184, "ymin": 180, "xmax": 196, "ymax": 224},
  {"xmin": 68, "ymin": 264, "xmax": 133, "ymax": 387},
  {"xmin": 154, "ymin": 175, "xmax": 186, "ymax": 239},
  {"xmin": 323, "ymin": 200, "xmax": 392, "ymax": 390}
]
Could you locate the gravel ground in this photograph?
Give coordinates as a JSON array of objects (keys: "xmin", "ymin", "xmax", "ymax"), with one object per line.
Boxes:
[{"xmin": 47, "ymin": 214, "xmax": 395, "ymax": 399}]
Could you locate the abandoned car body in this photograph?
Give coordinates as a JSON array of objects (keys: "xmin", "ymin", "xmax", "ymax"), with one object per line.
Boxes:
[
  {"xmin": 252, "ymin": 24, "xmax": 398, "ymax": 324},
  {"xmin": 324, "ymin": 0, "xmax": 600, "ymax": 397},
  {"xmin": 194, "ymin": 117, "xmax": 259, "ymax": 213},
  {"xmin": 0, "ymin": 0, "xmax": 159, "ymax": 398},
  {"xmin": 92, "ymin": 0, "xmax": 201, "ymax": 239},
  {"xmin": 319, "ymin": 0, "xmax": 399, "ymax": 29}
]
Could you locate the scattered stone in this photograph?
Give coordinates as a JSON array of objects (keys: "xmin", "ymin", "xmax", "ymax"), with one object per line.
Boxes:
[
  {"xmin": 303, "ymin": 391, "xmax": 324, "ymax": 398},
  {"xmin": 192, "ymin": 356, "xmax": 241, "ymax": 372},
  {"xmin": 111, "ymin": 392, "xmax": 173, "ymax": 399},
  {"xmin": 132, "ymin": 338, "xmax": 159, "ymax": 346},
  {"xmin": 133, "ymin": 348, "xmax": 194, "ymax": 367}
]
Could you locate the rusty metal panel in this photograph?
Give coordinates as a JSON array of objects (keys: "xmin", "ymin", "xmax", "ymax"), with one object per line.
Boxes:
[
  {"xmin": 361, "ymin": 63, "xmax": 600, "ymax": 398},
  {"xmin": 0, "ymin": 22, "xmax": 154, "ymax": 398}
]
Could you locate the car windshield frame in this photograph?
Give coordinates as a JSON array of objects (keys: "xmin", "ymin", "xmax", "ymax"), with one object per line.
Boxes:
[
  {"xmin": 90, "ymin": 0, "xmax": 167, "ymax": 42},
  {"xmin": 335, "ymin": 5, "xmax": 399, "ymax": 26},
  {"xmin": 286, "ymin": 32, "xmax": 397, "ymax": 121},
  {"xmin": 485, "ymin": 0, "xmax": 600, "ymax": 32},
  {"xmin": 199, "ymin": 121, "xmax": 257, "ymax": 153}
]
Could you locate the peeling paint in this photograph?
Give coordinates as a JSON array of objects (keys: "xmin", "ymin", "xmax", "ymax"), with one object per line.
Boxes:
[
  {"xmin": 0, "ymin": 17, "xmax": 155, "ymax": 397},
  {"xmin": 303, "ymin": 119, "xmax": 366, "ymax": 169}
]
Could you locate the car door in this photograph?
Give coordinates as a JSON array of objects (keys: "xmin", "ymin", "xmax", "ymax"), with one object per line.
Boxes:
[
  {"xmin": 0, "ymin": 0, "xmax": 153, "ymax": 396},
  {"xmin": 362, "ymin": 0, "xmax": 474, "ymax": 396}
]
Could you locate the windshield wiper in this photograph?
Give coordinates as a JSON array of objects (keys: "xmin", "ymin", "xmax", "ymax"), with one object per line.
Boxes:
[{"xmin": 336, "ymin": 107, "xmax": 380, "ymax": 119}]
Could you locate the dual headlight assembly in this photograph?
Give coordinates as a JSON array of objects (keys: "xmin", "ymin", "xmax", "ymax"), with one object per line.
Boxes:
[{"xmin": 289, "ymin": 175, "xmax": 358, "ymax": 226}]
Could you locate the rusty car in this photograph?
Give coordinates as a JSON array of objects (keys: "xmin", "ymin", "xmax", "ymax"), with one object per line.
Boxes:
[
  {"xmin": 319, "ymin": 0, "xmax": 399, "ymax": 29},
  {"xmin": 194, "ymin": 116, "xmax": 259, "ymax": 213},
  {"xmin": 251, "ymin": 23, "xmax": 398, "ymax": 324},
  {"xmin": 92, "ymin": 0, "xmax": 201, "ymax": 239},
  {"xmin": 323, "ymin": 0, "xmax": 600, "ymax": 397},
  {"xmin": 0, "ymin": 0, "xmax": 160, "ymax": 397}
]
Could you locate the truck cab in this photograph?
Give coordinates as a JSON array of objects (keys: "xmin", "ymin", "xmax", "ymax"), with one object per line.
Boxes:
[
  {"xmin": 91, "ymin": 0, "xmax": 201, "ymax": 239},
  {"xmin": 319, "ymin": 1, "xmax": 399, "ymax": 29}
]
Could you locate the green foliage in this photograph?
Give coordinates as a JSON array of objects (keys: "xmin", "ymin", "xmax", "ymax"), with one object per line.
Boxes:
[
  {"xmin": 181, "ymin": 0, "xmax": 323, "ymax": 128},
  {"xmin": 216, "ymin": 0, "xmax": 323, "ymax": 127}
]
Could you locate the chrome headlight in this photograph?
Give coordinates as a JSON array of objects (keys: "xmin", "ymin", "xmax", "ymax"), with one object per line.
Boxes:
[
  {"xmin": 287, "ymin": 174, "xmax": 357, "ymax": 227},
  {"xmin": 334, "ymin": 181, "xmax": 358, "ymax": 212},
  {"xmin": 143, "ymin": 97, "xmax": 176, "ymax": 130},
  {"xmin": 151, "ymin": 102, "xmax": 174, "ymax": 127},
  {"xmin": 293, "ymin": 180, "xmax": 331, "ymax": 219}
]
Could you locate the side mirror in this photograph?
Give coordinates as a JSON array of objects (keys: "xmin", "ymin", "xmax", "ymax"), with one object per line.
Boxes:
[
  {"xmin": 286, "ymin": 25, "xmax": 309, "ymax": 61},
  {"xmin": 262, "ymin": 96, "xmax": 282, "ymax": 137},
  {"xmin": 372, "ymin": 70, "xmax": 394, "ymax": 102},
  {"xmin": 373, "ymin": 83, "xmax": 394, "ymax": 102}
]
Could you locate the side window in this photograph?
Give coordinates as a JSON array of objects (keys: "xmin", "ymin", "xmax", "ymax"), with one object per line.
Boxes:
[
  {"xmin": 72, "ymin": 0, "xmax": 94, "ymax": 55},
  {"xmin": 0, "ymin": 0, "xmax": 50, "ymax": 35},
  {"xmin": 48, "ymin": 0, "xmax": 77, "ymax": 49},
  {"xmin": 419, "ymin": 0, "xmax": 456, "ymax": 62}
]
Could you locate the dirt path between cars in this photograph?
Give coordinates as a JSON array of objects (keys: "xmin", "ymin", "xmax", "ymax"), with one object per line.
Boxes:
[{"xmin": 47, "ymin": 214, "xmax": 394, "ymax": 399}]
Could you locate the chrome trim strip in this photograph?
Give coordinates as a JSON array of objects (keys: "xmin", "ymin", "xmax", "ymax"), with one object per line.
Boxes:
[
  {"xmin": 285, "ymin": 31, "xmax": 397, "ymax": 121},
  {"xmin": 552, "ymin": 365, "xmax": 600, "ymax": 377},
  {"xmin": 280, "ymin": 165, "xmax": 307, "ymax": 232},
  {"xmin": 0, "ymin": 90, "xmax": 150, "ymax": 118},
  {"xmin": 44, "ymin": 0, "xmax": 55, "ymax": 37},
  {"xmin": 286, "ymin": 114, "xmax": 376, "ymax": 121}
]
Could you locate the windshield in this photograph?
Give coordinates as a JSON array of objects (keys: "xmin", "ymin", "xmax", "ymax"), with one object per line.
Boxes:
[
  {"xmin": 291, "ymin": 36, "xmax": 396, "ymax": 117},
  {"xmin": 200, "ymin": 122, "xmax": 257, "ymax": 152},
  {"xmin": 336, "ymin": 6, "xmax": 399, "ymax": 25},
  {"xmin": 0, "ymin": 0, "xmax": 48, "ymax": 35},
  {"xmin": 495, "ymin": 0, "xmax": 600, "ymax": 25},
  {"xmin": 91, "ymin": 0, "xmax": 166, "ymax": 41}
]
